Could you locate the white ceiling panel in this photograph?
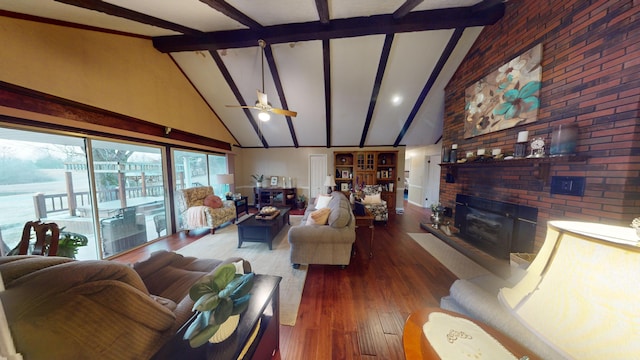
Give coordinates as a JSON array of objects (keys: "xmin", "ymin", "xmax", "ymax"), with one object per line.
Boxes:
[
  {"xmin": 402, "ymin": 26, "xmax": 484, "ymax": 146},
  {"xmin": 366, "ymin": 30, "xmax": 454, "ymax": 146},
  {"xmin": 0, "ymin": 0, "xmax": 179, "ymax": 36},
  {"xmin": 227, "ymin": 0, "xmax": 319, "ymax": 26},
  {"xmin": 330, "ymin": 35, "xmax": 386, "ymax": 147},
  {"xmin": 414, "ymin": 0, "xmax": 482, "ymax": 11},
  {"xmin": 106, "ymin": 0, "xmax": 246, "ymax": 32},
  {"xmin": 171, "ymin": 51, "xmax": 258, "ymax": 147},
  {"xmin": 330, "ymin": 0, "xmax": 405, "ymax": 19},
  {"xmin": 272, "ymin": 41, "xmax": 326, "ymax": 146}
]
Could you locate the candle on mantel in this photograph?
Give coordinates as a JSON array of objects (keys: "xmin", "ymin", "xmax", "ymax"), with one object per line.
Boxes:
[{"xmin": 517, "ymin": 130, "xmax": 529, "ymax": 143}]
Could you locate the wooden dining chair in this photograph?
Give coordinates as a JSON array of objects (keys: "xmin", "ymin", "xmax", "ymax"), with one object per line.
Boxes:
[{"xmin": 17, "ymin": 220, "xmax": 60, "ymax": 256}]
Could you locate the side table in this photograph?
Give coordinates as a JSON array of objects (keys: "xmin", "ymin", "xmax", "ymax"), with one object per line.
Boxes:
[
  {"xmin": 153, "ymin": 274, "xmax": 282, "ymax": 360},
  {"xmin": 354, "ymin": 207, "xmax": 374, "ymax": 258},
  {"xmin": 403, "ymin": 307, "xmax": 537, "ymax": 359},
  {"xmin": 233, "ymin": 196, "xmax": 249, "ymax": 220}
]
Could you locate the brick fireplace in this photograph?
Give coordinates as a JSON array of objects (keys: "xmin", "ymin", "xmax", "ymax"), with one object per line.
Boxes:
[{"xmin": 439, "ymin": 0, "xmax": 640, "ymax": 252}]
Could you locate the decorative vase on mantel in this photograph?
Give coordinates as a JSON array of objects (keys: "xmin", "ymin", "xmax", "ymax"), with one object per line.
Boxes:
[{"xmin": 430, "ymin": 211, "xmax": 442, "ymax": 229}]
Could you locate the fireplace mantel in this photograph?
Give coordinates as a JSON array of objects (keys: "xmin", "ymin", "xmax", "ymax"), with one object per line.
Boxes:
[{"xmin": 440, "ymin": 155, "xmax": 588, "ymax": 185}]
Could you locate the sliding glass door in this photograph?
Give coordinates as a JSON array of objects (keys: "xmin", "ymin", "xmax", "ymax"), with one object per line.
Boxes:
[
  {"xmin": 0, "ymin": 127, "xmax": 98, "ymax": 259},
  {"xmin": 91, "ymin": 140, "xmax": 168, "ymax": 257}
]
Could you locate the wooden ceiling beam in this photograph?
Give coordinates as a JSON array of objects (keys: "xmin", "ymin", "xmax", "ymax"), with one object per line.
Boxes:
[
  {"xmin": 198, "ymin": 0, "xmax": 263, "ymax": 29},
  {"xmin": 209, "ymin": 50, "xmax": 269, "ymax": 148},
  {"xmin": 359, "ymin": 34, "xmax": 394, "ymax": 148},
  {"xmin": 55, "ymin": 0, "xmax": 203, "ymax": 36},
  {"xmin": 393, "ymin": 28, "xmax": 465, "ymax": 147},
  {"xmin": 315, "ymin": 0, "xmax": 330, "ymax": 24},
  {"xmin": 153, "ymin": 5, "xmax": 505, "ymax": 53},
  {"xmin": 263, "ymin": 44, "xmax": 299, "ymax": 148},
  {"xmin": 323, "ymin": 39, "xmax": 331, "ymax": 148},
  {"xmin": 393, "ymin": 0, "xmax": 424, "ymax": 19}
]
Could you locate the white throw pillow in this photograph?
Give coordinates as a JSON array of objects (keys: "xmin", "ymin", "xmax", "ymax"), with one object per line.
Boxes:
[
  {"xmin": 363, "ymin": 193, "xmax": 381, "ymax": 204},
  {"xmin": 315, "ymin": 194, "xmax": 331, "ymax": 209}
]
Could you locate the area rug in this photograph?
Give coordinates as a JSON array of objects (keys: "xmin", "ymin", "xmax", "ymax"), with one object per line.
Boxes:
[
  {"xmin": 408, "ymin": 232, "xmax": 491, "ymax": 280},
  {"xmin": 177, "ymin": 216, "xmax": 307, "ymax": 326}
]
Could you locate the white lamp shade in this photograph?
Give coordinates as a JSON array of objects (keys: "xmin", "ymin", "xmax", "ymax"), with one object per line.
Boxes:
[
  {"xmin": 324, "ymin": 175, "xmax": 335, "ymax": 187},
  {"xmin": 215, "ymin": 174, "xmax": 234, "ymax": 185},
  {"xmin": 499, "ymin": 221, "xmax": 640, "ymax": 359}
]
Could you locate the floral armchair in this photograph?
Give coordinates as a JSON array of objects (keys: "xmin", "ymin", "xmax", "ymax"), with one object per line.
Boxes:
[
  {"xmin": 176, "ymin": 186, "xmax": 236, "ymax": 234},
  {"xmin": 360, "ymin": 185, "xmax": 388, "ymax": 223}
]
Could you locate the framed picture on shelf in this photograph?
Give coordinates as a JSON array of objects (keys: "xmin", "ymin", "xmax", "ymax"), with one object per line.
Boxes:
[
  {"xmin": 341, "ymin": 170, "xmax": 349, "ymax": 179},
  {"xmin": 340, "ymin": 183, "xmax": 349, "ymax": 191},
  {"xmin": 381, "ymin": 170, "xmax": 389, "ymax": 179},
  {"xmin": 270, "ymin": 176, "xmax": 278, "ymax": 186}
]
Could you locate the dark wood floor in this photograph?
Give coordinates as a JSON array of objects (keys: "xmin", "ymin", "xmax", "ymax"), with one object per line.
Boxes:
[{"xmin": 112, "ymin": 201, "xmax": 459, "ymax": 359}]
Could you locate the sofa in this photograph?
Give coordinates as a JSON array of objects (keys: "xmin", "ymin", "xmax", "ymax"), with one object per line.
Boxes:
[
  {"xmin": 440, "ymin": 220, "xmax": 640, "ymax": 359},
  {"xmin": 288, "ymin": 191, "xmax": 356, "ymax": 267},
  {"xmin": 0, "ymin": 250, "xmax": 250, "ymax": 359},
  {"xmin": 175, "ymin": 186, "xmax": 236, "ymax": 234}
]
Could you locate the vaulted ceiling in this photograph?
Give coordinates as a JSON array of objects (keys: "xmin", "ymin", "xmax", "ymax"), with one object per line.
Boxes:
[{"xmin": 0, "ymin": 0, "xmax": 505, "ymax": 148}]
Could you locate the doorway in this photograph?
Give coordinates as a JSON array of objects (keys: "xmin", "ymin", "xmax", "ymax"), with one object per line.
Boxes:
[
  {"xmin": 423, "ymin": 155, "xmax": 441, "ymax": 208},
  {"xmin": 309, "ymin": 154, "xmax": 327, "ymax": 201}
]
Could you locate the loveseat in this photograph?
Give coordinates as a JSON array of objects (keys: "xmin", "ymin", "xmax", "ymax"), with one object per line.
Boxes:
[
  {"xmin": 176, "ymin": 186, "xmax": 236, "ymax": 234},
  {"xmin": 0, "ymin": 250, "xmax": 250, "ymax": 359},
  {"xmin": 288, "ymin": 191, "xmax": 355, "ymax": 267},
  {"xmin": 439, "ymin": 221, "xmax": 640, "ymax": 359}
]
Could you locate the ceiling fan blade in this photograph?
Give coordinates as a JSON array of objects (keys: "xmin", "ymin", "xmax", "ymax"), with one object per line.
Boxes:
[
  {"xmin": 270, "ymin": 108, "xmax": 297, "ymax": 117},
  {"xmin": 225, "ymin": 105, "xmax": 259, "ymax": 110},
  {"xmin": 257, "ymin": 91, "xmax": 268, "ymax": 107}
]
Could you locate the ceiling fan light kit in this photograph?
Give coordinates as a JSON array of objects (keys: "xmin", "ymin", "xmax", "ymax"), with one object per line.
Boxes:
[{"xmin": 258, "ymin": 111, "xmax": 271, "ymax": 121}]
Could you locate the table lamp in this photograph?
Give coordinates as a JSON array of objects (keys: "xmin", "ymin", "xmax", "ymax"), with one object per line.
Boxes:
[
  {"xmin": 499, "ymin": 220, "xmax": 640, "ymax": 359},
  {"xmin": 324, "ymin": 175, "xmax": 335, "ymax": 194},
  {"xmin": 215, "ymin": 174, "xmax": 234, "ymax": 197}
]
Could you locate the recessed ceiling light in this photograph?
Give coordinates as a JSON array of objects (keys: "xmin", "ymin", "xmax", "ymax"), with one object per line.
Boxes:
[{"xmin": 392, "ymin": 95, "xmax": 403, "ymax": 105}]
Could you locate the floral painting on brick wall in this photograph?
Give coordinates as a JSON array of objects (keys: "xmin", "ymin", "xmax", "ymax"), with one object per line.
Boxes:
[{"xmin": 464, "ymin": 43, "xmax": 543, "ymax": 138}]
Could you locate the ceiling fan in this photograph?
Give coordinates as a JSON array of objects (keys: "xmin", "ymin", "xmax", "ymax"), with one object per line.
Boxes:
[{"xmin": 225, "ymin": 39, "xmax": 297, "ymax": 121}]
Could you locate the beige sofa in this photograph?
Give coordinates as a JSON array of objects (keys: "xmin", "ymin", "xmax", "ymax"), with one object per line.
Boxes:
[
  {"xmin": 175, "ymin": 186, "xmax": 236, "ymax": 233},
  {"xmin": 0, "ymin": 251, "xmax": 249, "ymax": 359},
  {"xmin": 287, "ymin": 191, "xmax": 355, "ymax": 268}
]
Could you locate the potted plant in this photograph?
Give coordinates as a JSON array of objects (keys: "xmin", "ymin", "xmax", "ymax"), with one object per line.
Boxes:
[
  {"xmin": 183, "ymin": 264, "xmax": 255, "ymax": 347},
  {"xmin": 296, "ymin": 194, "xmax": 306, "ymax": 209},
  {"xmin": 56, "ymin": 230, "xmax": 89, "ymax": 259},
  {"xmin": 251, "ymin": 174, "xmax": 264, "ymax": 188}
]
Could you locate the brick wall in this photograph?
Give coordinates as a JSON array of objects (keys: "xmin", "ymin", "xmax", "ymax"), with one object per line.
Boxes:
[{"xmin": 442, "ymin": 0, "xmax": 640, "ymax": 250}]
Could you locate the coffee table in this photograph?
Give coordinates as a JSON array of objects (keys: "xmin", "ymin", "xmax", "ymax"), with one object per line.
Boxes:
[{"xmin": 237, "ymin": 207, "xmax": 290, "ymax": 250}]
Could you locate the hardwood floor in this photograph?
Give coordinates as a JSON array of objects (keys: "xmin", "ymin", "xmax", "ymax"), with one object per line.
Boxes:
[{"xmin": 112, "ymin": 201, "xmax": 459, "ymax": 359}]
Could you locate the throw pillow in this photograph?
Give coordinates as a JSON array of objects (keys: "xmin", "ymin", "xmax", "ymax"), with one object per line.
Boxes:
[
  {"xmin": 306, "ymin": 207, "xmax": 331, "ymax": 225},
  {"xmin": 363, "ymin": 193, "xmax": 381, "ymax": 204},
  {"xmin": 315, "ymin": 194, "xmax": 332, "ymax": 209},
  {"xmin": 204, "ymin": 195, "xmax": 224, "ymax": 208}
]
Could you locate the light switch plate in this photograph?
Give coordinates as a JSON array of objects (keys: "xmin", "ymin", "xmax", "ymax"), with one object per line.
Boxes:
[{"xmin": 550, "ymin": 176, "xmax": 585, "ymax": 196}]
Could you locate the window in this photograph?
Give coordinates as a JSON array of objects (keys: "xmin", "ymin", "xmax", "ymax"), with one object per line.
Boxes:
[
  {"xmin": 92, "ymin": 140, "xmax": 168, "ymax": 257},
  {"xmin": 0, "ymin": 127, "xmax": 98, "ymax": 259}
]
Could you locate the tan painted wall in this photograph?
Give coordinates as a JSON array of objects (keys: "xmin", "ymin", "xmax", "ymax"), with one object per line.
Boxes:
[
  {"xmin": 0, "ymin": 16, "xmax": 235, "ymax": 146},
  {"xmin": 236, "ymin": 146, "xmax": 405, "ymax": 209}
]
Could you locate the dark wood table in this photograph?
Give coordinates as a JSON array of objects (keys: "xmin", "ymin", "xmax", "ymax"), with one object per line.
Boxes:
[
  {"xmin": 153, "ymin": 274, "xmax": 281, "ymax": 360},
  {"xmin": 233, "ymin": 196, "xmax": 249, "ymax": 220},
  {"xmin": 403, "ymin": 307, "xmax": 537, "ymax": 359},
  {"xmin": 354, "ymin": 207, "xmax": 374, "ymax": 258},
  {"xmin": 237, "ymin": 207, "xmax": 290, "ymax": 250}
]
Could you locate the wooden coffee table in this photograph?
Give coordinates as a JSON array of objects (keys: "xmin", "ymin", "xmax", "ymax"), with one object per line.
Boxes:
[{"xmin": 237, "ymin": 207, "xmax": 290, "ymax": 250}]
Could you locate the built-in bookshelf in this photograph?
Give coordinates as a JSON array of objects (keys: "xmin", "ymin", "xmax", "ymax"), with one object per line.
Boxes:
[{"xmin": 334, "ymin": 150, "xmax": 397, "ymax": 210}]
